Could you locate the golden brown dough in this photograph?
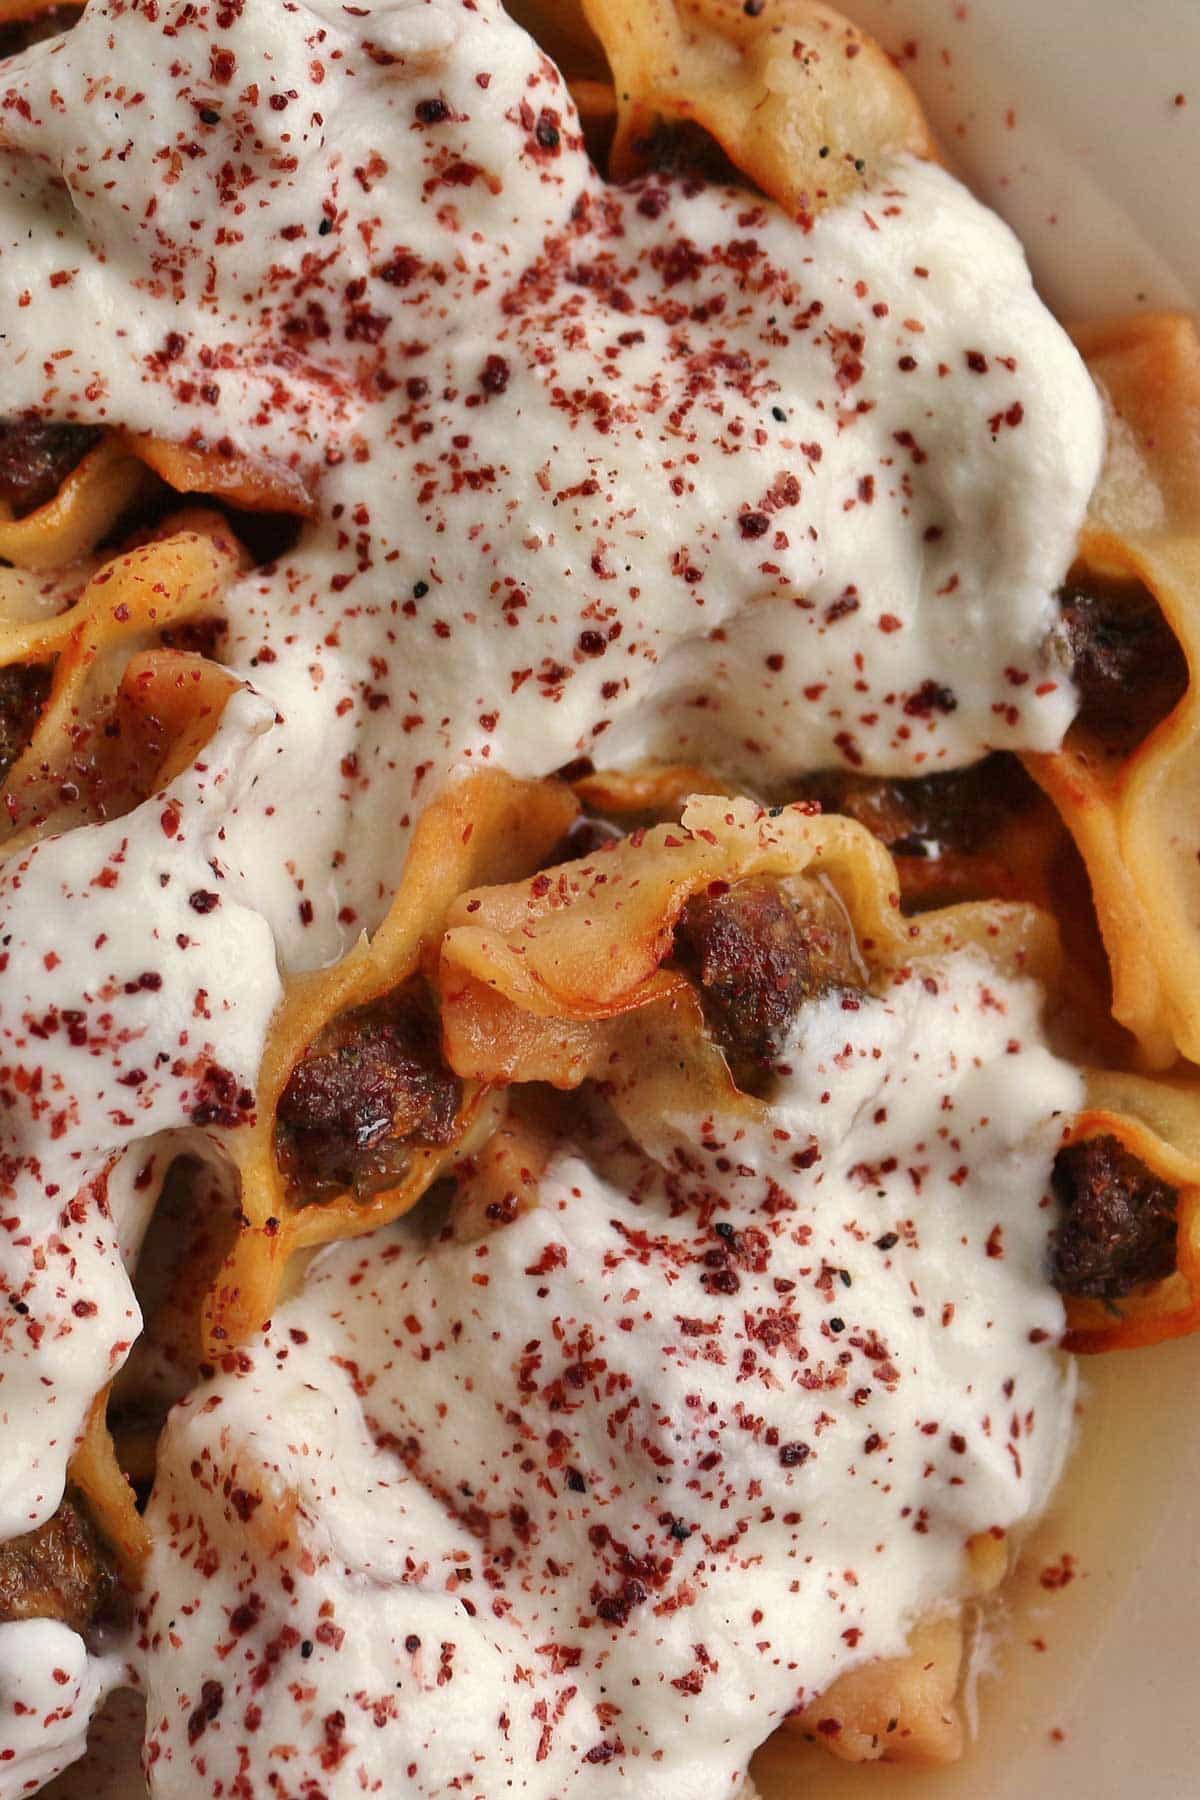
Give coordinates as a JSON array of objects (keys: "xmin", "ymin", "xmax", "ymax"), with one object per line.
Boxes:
[
  {"xmin": 582, "ymin": 0, "xmax": 935, "ymax": 211},
  {"xmin": 788, "ymin": 1615, "xmax": 965, "ymax": 1765}
]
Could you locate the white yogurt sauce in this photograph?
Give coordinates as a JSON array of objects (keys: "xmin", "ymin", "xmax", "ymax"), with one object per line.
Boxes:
[
  {"xmin": 0, "ymin": 1620, "xmax": 121, "ymax": 1797},
  {"xmin": 0, "ymin": 694, "xmax": 282, "ymax": 1538},
  {"xmin": 0, "ymin": 0, "xmax": 1104, "ymax": 1789},
  {"xmin": 0, "ymin": 0, "xmax": 1103, "ymax": 974},
  {"xmin": 138, "ymin": 954, "xmax": 1080, "ymax": 1797}
]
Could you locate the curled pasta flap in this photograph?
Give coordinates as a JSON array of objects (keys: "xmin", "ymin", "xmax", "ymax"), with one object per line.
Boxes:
[
  {"xmin": 4, "ymin": 646, "xmax": 243, "ymax": 853},
  {"xmin": 0, "ymin": 525, "xmax": 245, "ymax": 849},
  {"xmin": 0, "ymin": 517, "xmax": 243, "ymax": 669},
  {"xmin": 0, "ymin": 425, "xmax": 309, "ymax": 583},
  {"xmin": 0, "ymin": 434, "xmax": 151, "ymax": 572},
  {"xmin": 1075, "ymin": 312, "xmax": 1200, "ymax": 532},
  {"xmin": 1025, "ymin": 313, "xmax": 1200, "ymax": 1066},
  {"xmin": 786, "ymin": 1613, "xmax": 965, "ymax": 1766},
  {"xmin": 1110, "ymin": 532, "xmax": 1200, "ymax": 1060},
  {"xmin": 1062, "ymin": 1070, "xmax": 1200, "ymax": 1353},
  {"xmin": 449, "ymin": 1093, "xmax": 561, "ymax": 1244},
  {"xmin": 202, "ymin": 769, "xmax": 578, "ymax": 1355},
  {"xmin": 572, "ymin": 759, "xmax": 734, "ymax": 821},
  {"xmin": 440, "ymin": 793, "xmax": 1063, "ymax": 1092},
  {"xmin": 69, "ymin": 1387, "xmax": 150, "ymax": 1578},
  {"xmin": 122, "ymin": 431, "xmax": 317, "ymax": 518},
  {"xmin": 582, "ymin": 0, "xmax": 934, "ymax": 213},
  {"xmin": 770, "ymin": 1527, "xmax": 993, "ymax": 1771},
  {"xmin": 0, "ymin": 562, "xmax": 99, "ymax": 629}
]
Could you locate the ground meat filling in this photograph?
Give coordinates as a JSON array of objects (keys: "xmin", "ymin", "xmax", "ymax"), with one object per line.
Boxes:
[
  {"xmin": 276, "ymin": 984, "xmax": 462, "ymax": 1202},
  {"xmin": 1050, "ymin": 1134, "xmax": 1179, "ymax": 1300},
  {"xmin": 0, "ymin": 1494, "xmax": 119, "ymax": 1639},
  {"xmin": 0, "ymin": 419, "xmax": 103, "ymax": 517},
  {"xmin": 672, "ymin": 875, "xmax": 863, "ymax": 1085},
  {"xmin": 641, "ymin": 118, "xmax": 745, "ymax": 184},
  {"xmin": 158, "ymin": 616, "xmax": 229, "ymax": 660},
  {"xmin": 1059, "ymin": 576, "xmax": 1189, "ymax": 751},
  {"xmin": 0, "ymin": 660, "xmax": 50, "ymax": 784},
  {"xmin": 796, "ymin": 753, "xmax": 1038, "ymax": 860},
  {"xmin": 549, "ymin": 812, "xmax": 624, "ymax": 864}
]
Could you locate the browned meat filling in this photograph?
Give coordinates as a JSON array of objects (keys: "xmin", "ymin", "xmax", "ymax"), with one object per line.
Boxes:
[
  {"xmin": 1059, "ymin": 576, "xmax": 1188, "ymax": 751},
  {"xmin": 0, "ymin": 1494, "xmax": 119, "ymax": 1639},
  {"xmin": 276, "ymin": 984, "xmax": 462, "ymax": 1202},
  {"xmin": 1051, "ymin": 1135, "xmax": 1179, "ymax": 1300},
  {"xmin": 218, "ymin": 504, "xmax": 303, "ymax": 568},
  {"xmin": 158, "ymin": 616, "xmax": 229, "ymax": 660},
  {"xmin": 554, "ymin": 756, "xmax": 596, "ymax": 785},
  {"xmin": 796, "ymin": 753, "xmax": 1038, "ymax": 860},
  {"xmin": 641, "ymin": 119, "xmax": 744, "ymax": 184},
  {"xmin": 550, "ymin": 813, "xmax": 624, "ymax": 863},
  {"xmin": 672, "ymin": 875, "xmax": 863, "ymax": 1086},
  {"xmin": 0, "ymin": 661, "xmax": 50, "ymax": 783},
  {"xmin": 0, "ymin": 419, "xmax": 103, "ymax": 517}
]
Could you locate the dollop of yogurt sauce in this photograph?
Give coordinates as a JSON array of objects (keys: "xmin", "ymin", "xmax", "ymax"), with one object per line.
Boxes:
[
  {"xmin": 0, "ymin": 0, "xmax": 1103, "ymax": 1788},
  {"xmin": 0, "ymin": 1619, "xmax": 120, "ymax": 1796},
  {"xmin": 138, "ymin": 956, "xmax": 1080, "ymax": 1796},
  {"xmin": 0, "ymin": 0, "xmax": 1103, "ymax": 978}
]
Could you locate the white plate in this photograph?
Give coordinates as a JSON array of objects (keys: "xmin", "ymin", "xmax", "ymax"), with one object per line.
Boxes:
[
  {"xmin": 44, "ymin": 3, "xmax": 1200, "ymax": 1796},
  {"xmin": 849, "ymin": 0, "xmax": 1200, "ymax": 321}
]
